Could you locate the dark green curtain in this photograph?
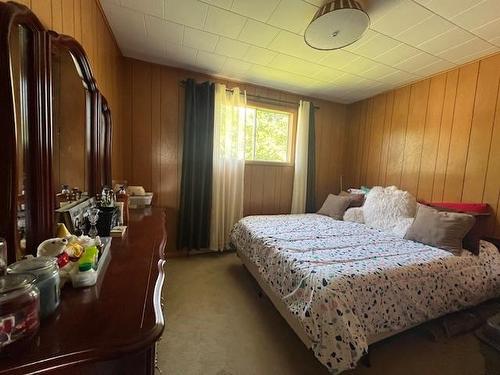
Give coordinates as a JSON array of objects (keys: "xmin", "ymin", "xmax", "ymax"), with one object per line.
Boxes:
[
  {"xmin": 305, "ymin": 105, "xmax": 316, "ymax": 213},
  {"xmin": 178, "ymin": 79, "xmax": 215, "ymax": 251}
]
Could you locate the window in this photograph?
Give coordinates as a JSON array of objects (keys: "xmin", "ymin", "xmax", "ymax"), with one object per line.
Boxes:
[{"xmin": 244, "ymin": 106, "xmax": 293, "ymax": 163}]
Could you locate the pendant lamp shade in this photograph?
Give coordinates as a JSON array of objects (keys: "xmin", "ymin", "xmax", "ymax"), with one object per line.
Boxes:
[{"xmin": 304, "ymin": 0, "xmax": 370, "ymax": 50}]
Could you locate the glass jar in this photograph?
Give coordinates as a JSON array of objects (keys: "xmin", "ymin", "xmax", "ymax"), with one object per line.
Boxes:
[
  {"xmin": 8, "ymin": 257, "xmax": 60, "ymax": 318},
  {"xmin": 0, "ymin": 274, "xmax": 40, "ymax": 353}
]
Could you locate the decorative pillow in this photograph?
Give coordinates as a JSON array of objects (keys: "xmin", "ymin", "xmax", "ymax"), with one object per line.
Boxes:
[
  {"xmin": 363, "ymin": 186, "xmax": 417, "ymax": 232},
  {"xmin": 339, "ymin": 191, "xmax": 365, "ymax": 207},
  {"xmin": 404, "ymin": 204, "xmax": 475, "ymax": 255},
  {"xmin": 317, "ymin": 194, "xmax": 351, "ymax": 220},
  {"xmin": 343, "ymin": 207, "xmax": 365, "ymax": 223}
]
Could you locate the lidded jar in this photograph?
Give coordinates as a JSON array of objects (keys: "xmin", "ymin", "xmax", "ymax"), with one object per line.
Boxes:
[
  {"xmin": 8, "ymin": 257, "xmax": 60, "ymax": 318},
  {"xmin": 0, "ymin": 274, "xmax": 40, "ymax": 352}
]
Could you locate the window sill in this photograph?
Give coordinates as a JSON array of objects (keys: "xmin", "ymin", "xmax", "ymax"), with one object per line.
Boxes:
[{"xmin": 245, "ymin": 160, "xmax": 294, "ymax": 167}]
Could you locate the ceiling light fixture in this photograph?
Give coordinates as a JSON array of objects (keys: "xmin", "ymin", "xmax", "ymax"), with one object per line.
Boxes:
[{"xmin": 304, "ymin": 0, "xmax": 370, "ymax": 51}]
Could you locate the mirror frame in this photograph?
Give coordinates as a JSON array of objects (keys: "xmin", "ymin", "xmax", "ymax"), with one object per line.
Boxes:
[
  {"xmin": 0, "ymin": 1, "xmax": 52, "ymax": 263},
  {"xmin": 48, "ymin": 30, "xmax": 99, "ymax": 197},
  {"xmin": 0, "ymin": 2, "xmax": 112, "ymax": 262}
]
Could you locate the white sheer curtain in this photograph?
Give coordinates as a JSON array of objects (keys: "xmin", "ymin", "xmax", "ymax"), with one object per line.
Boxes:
[
  {"xmin": 291, "ymin": 100, "xmax": 311, "ymax": 214},
  {"xmin": 210, "ymin": 84, "xmax": 247, "ymax": 251}
]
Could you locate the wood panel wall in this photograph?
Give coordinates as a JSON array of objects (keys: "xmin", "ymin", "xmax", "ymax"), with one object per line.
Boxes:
[
  {"xmin": 344, "ymin": 53, "xmax": 500, "ymax": 236},
  {"xmin": 15, "ymin": 0, "xmax": 125, "ymax": 180},
  {"xmin": 121, "ymin": 58, "xmax": 347, "ymax": 251}
]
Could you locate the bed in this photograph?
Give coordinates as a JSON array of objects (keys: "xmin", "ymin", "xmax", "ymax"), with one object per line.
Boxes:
[{"xmin": 230, "ymin": 214, "xmax": 500, "ymax": 374}]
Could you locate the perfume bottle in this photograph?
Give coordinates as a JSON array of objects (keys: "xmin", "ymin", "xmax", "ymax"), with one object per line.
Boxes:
[{"xmin": 116, "ymin": 185, "xmax": 129, "ymax": 225}]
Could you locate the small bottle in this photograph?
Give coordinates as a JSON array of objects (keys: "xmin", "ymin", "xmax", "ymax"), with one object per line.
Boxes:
[
  {"xmin": 57, "ymin": 185, "xmax": 71, "ymax": 207},
  {"xmin": 116, "ymin": 185, "xmax": 129, "ymax": 225}
]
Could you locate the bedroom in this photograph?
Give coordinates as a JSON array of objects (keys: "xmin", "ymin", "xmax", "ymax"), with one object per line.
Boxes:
[{"xmin": 0, "ymin": 0, "xmax": 499, "ymax": 374}]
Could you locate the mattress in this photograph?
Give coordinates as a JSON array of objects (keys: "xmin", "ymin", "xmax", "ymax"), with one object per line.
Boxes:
[{"xmin": 230, "ymin": 214, "xmax": 500, "ymax": 374}]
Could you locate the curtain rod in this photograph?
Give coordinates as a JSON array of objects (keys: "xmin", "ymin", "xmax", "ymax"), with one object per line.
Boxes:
[{"xmin": 179, "ymin": 80, "xmax": 320, "ymax": 110}]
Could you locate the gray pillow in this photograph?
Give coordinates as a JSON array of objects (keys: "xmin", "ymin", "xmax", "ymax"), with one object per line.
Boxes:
[
  {"xmin": 317, "ymin": 194, "xmax": 351, "ymax": 220},
  {"xmin": 404, "ymin": 204, "xmax": 475, "ymax": 255}
]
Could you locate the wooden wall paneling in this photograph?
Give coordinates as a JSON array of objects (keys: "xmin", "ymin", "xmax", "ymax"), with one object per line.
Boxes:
[
  {"xmin": 442, "ymin": 62, "xmax": 480, "ymax": 201},
  {"xmin": 131, "ymin": 61, "xmax": 153, "ymax": 191},
  {"xmin": 346, "ymin": 53, "xmax": 500, "ymax": 237},
  {"xmin": 417, "ymin": 74, "xmax": 447, "ymax": 201},
  {"xmin": 31, "ymin": 0, "xmax": 51, "ymax": 27},
  {"xmin": 400, "ymin": 79, "xmax": 430, "ymax": 195},
  {"xmin": 432, "ymin": 70, "xmax": 459, "ymax": 201},
  {"xmin": 378, "ymin": 91, "xmax": 394, "ymax": 186},
  {"xmin": 482, "ymin": 77, "xmax": 500, "ymax": 235},
  {"xmin": 61, "ymin": 0, "xmax": 74, "ymax": 36},
  {"xmin": 360, "ymin": 98, "xmax": 373, "ymax": 184},
  {"xmin": 73, "ymin": 0, "xmax": 81, "ymax": 44},
  {"xmin": 462, "ymin": 55, "xmax": 500, "ymax": 202},
  {"xmin": 366, "ymin": 94, "xmax": 386, "ymax": 187},
  {"xmin": 51, "ymin": 0, "xmax": 62, "ymax": 33},
  {"xmin": 354, "ymin": 101, "xmax": 367, "ymax": 187},
  {"xmin": 151, "ymin": 65, "xmax": 161, "ymax": 206},
  {"xmin": 385, "ymin": 86, "xmax": 411, "ymax": 187},
  {"xmin": 346, "ymin": 102, "xmax": 362, "ymax": 189}
]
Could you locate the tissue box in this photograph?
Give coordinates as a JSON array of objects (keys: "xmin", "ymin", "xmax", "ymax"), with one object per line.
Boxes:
[{"xmin": 129, "ymin": 193, "xmax": 153, "ymax": 208}]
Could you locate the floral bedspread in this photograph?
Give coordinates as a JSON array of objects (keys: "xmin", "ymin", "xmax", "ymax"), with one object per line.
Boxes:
[{"xmin": 230, "ymin": 214, "xmax": 500, "ymax": 374}]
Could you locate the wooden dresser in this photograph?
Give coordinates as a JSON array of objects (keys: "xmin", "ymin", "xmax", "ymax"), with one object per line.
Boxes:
[{"xmin": 0, "ymin": 208, "xmax": 167, "ymax": 374}]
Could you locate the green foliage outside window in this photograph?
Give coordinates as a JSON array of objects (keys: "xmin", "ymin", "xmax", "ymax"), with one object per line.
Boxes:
[{"xmin": 245, "ymin": 106, "xmax": 291, "ymax": 163}]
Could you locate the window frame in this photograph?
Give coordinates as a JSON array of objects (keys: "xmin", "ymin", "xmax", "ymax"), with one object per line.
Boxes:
[{"xmin": 244, "ymin": 100, "xmax": 297, "ymax": 167}]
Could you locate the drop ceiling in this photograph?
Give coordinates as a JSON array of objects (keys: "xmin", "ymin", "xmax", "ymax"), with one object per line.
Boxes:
[{"xmin": 101, "ymin": 0, "xmax": 500, "ymax": 103}]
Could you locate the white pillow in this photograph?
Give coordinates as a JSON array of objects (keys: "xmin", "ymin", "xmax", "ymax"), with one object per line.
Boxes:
[
  {"xmin": 343, "ymin": 207, "xmax": 365, "ymax": 224},
  {"xmin": 363, "ymin": 186, "xmax": 416, "ymax": 232}
]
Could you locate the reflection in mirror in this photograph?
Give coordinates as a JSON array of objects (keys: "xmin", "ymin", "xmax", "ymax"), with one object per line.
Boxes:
[
  {"xmin": 51, "ymin": 45, "xmax": 88, "ymax": 208},
  {"xmin": 10, "ymin": 24, "xmax": 29, "ymax": 259}
]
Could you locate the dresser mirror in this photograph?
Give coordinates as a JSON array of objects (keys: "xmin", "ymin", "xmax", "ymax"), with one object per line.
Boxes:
[
  {"xmin": 51, "ymin": 44, "xmax": 90, "ymax": 204},
  {"xmin": 0, "ymin": 2, "xmax": 112, "ymax": 263},
  {"xmin": 10, "ymin": 23, "xmax": 30, "ymax": 258}
]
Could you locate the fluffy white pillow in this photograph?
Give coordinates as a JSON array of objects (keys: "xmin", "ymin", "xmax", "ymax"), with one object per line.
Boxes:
[
  {"xmin": 363, "ymin": 186, "xmax": 417, "ymax": 233},
  {"xmin": 343, "ymin": 207, "xmax": 365, "ymax": 224}
]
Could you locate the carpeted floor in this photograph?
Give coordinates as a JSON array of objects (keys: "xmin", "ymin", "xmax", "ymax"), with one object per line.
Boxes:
[{"xmin": 157, "ymin": 252, "xmax": 500, "ymax": 375}]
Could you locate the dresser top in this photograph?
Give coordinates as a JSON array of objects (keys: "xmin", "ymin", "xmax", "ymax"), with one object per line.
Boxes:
[{"xmin": 0, "ymin": 208, "xmax": 167, "ymax": 374}]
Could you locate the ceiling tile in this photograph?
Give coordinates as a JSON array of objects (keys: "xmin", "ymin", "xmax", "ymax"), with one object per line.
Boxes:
[
  {"xmin": 359, "ymin": 64, "xmax": 399, "ymax": 81},
  {"xmin": 238, "ymin": 19, "xmax": 280, "ymax": 48},
  {"xmin": 373, "ymin": 43, "xmax": 421, "ymax": 65},
  {"xmin": 120, "ymin": 0, "xmax": 163, "ymax": 17},
  {"xmin": 183, "ymin": 27, "xmax": 219, "ymax": 52},
  {"xmin": 451, "ymin": 0, "xmax": 500, "ymax": 30},
  {"xmin": 220, "ymin": 57, "xmax": 252, "ymax": 77},
  {"xmin": 269, "ymin": 54, "xmax": 321, "ymax": 77},
  {"xmin": 393, "ymin": 52, "xmax": 444, "ymax": 74},
  {"xmin": 267, "ymin": 30, "xmax": 327, "ymax": 62},
  {"xmin": 231, "ymin": 0, "xmax": 280, "ymax": 22},
  {"xmin": 318, "ymin": 49, "xmax": 360, "ymax": 69},
  {"xmin": 311, "ymin": 67, "xmax": 347, "ymax": 83},
  {"xmin": 371, "ymin": 0, "xmax": 433, "ymax": 36},
  {"xmin": 215, "ymin": 37, "xmax": 250, "ymax": 59},
  {"xmin": 145, "ymin": 16, "xmax": 184, "ymax": 45},
  {"xmin": 164, "ymin": 0, "xmax": 208, "ymax": 29},
  {"xmin": 345, "ymin": 30, "xmax": 400, "ymax": 59},
  {"xmin": 196, "ymin": 51, "xmax": 227, "ymax": 73},
  {"xmin": 438, "ymin": 37, "xmax": 496, "ymax": 63},
  {"xmin": 379, "ymin": 69, "xmax": 419, "ymax": 86},
  {"xmin": 101, "ymin": 2, "xmax": 146, "ymax": 48},
  {"xmin": 242, "ymin": 46, "xmax": 278, "ymax": 65},
  {"xmin": 267, "ymin": 0, "xmax": 318, "ymax": 35},
  {"xmin": 412, "ymin": 59, "xmax": 456, "ymax": 76},
  {"xmin": 204, "ymin": 6, "xmax": 246, "ymax": 39},
  {"xmin": 165, "ymin": 43, "xmax": 199, "ymax": 65},
  {"xmin": 417, "ymin": 27, "xmax": 475, "ymax": 55},
  {"xmin": 472, "ymin": 18, "xmax": 500, "ymax": 44},
  {"xmin": 341, "ymin": 57, "xmax": 379, "ymax": 75},
  {"xmin": 201, "ymin": 0, "xmax": 233, "ymax": 9},
  {"xmin": 395, "ymin": 15, "xmax": 455, "ymax": 46},
  {"xmin": 419, "ymin": 0, "xmax": 488, "ymax": 18}
]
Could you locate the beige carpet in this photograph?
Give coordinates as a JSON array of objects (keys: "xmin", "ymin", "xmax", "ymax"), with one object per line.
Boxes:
[{"xmin": 158, "ymin": 252, "xmax": 500, "ymax": 375}]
